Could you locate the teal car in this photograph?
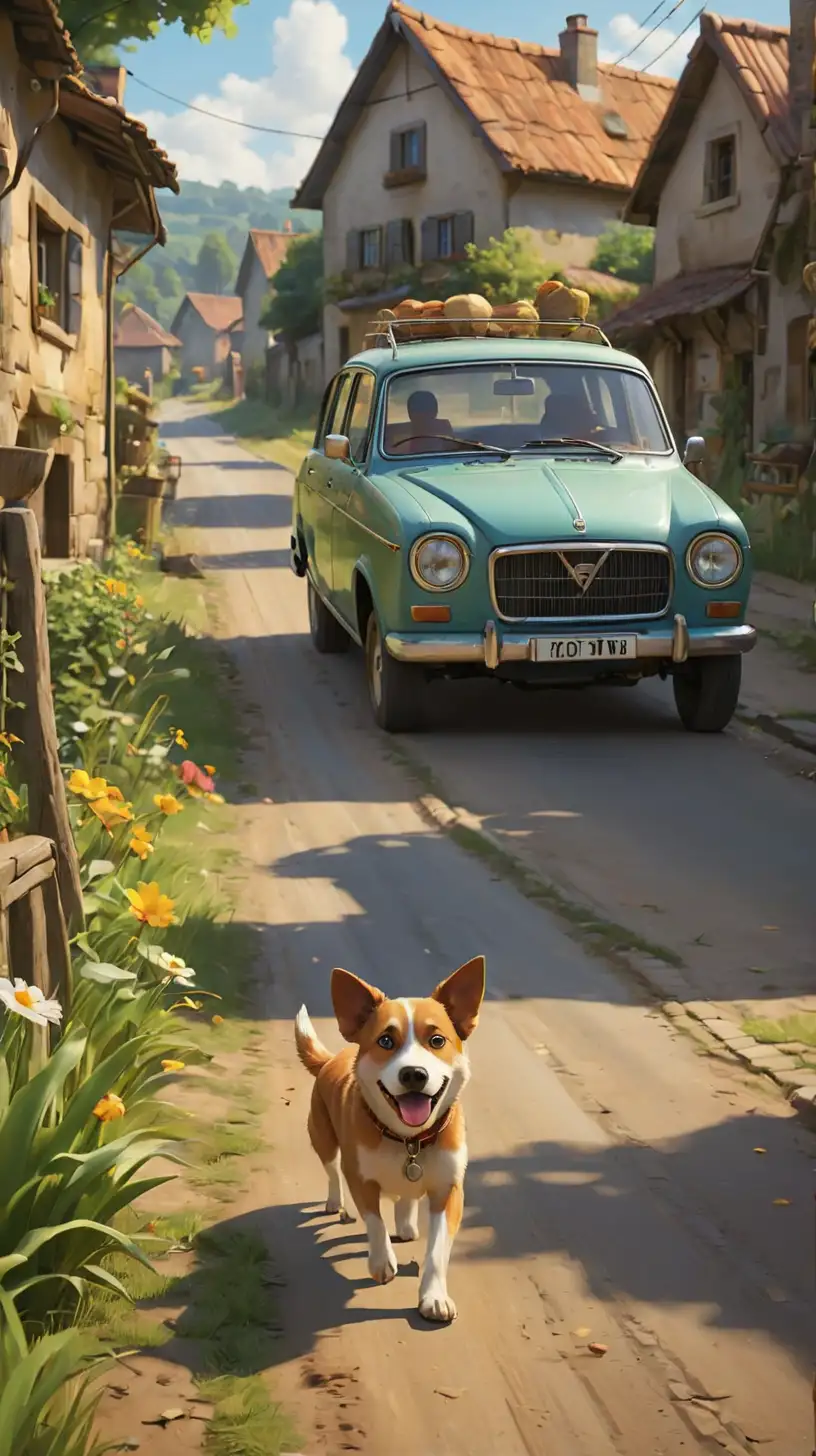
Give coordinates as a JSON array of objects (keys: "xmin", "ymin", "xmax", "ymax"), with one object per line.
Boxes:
[{"xmin": 290, "ymin": 322, "xmax": 755, "ymax": 734}]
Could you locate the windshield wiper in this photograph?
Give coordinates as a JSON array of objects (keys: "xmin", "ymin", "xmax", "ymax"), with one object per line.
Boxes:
[
  {"xmin": 520, "ymin": 437, "xmax": 622, "ymax": 460},
  {"xmin": 393, "ymin": 434, "xmax": 511, "ymax": 459}
]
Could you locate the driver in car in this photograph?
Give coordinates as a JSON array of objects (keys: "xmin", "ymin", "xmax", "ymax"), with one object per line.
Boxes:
[
  {"xmin": 392, "ymin": 390, "xmax": 454, "ymax": 453},
  {"xmin": 539, "ymin": 387, "xmax": 598, "ymax": 440}
]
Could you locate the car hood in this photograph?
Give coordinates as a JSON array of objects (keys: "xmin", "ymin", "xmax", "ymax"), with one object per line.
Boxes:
[{"xmin": 393, "ymin": 456, "xmax": 724, "ymax": 545}]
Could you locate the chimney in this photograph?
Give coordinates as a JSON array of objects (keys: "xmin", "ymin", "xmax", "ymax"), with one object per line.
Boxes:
[
  {"xmin": 559, "ymin": 14, "xmax": 599, "ymax": 99},
  {"xmin": 83, "ymin": 64, "xmax": 127, "ymax": 107}
]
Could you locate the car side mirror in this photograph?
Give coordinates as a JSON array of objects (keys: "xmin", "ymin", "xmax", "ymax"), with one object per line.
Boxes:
[
  {"xmin": 325, "ymin": 434, "xmax": 350, "ymax": 461},
  {"xmin": 683, "ymin": 435, "xmax": 706, "ymax": 469}
]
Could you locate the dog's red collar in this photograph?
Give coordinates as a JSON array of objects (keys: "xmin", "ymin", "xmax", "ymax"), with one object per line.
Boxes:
[{"xmin": 361, "ymin": 1098, "xmax": 455, "ymax": 1149}]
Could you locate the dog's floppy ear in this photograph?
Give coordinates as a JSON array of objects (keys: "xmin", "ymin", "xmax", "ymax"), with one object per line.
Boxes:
[
  {"xmin": 432, "ymin": 955, "xmax": 485, "ymax": 1041},
  {"xmin": 331, "ymin": 968, "xmax": 386, "ymax": 1042}
]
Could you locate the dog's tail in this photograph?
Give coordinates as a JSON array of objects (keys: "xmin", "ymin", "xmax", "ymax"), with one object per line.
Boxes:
[{"xmin": 295, "ymin": 1005, "xmax": 332, "ymax": 1077}]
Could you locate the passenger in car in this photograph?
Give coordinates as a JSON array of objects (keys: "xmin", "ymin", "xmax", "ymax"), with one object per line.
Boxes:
[
  {"xmin": 540, "ymin": 389, "xmax": 597, "ymax": 440},
  {"xmin": 390, "ymin": 390, "xmax": 454, "ymax": 453}
]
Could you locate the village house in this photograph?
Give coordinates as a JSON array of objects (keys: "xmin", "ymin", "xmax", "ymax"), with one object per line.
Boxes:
[
  {"xmin": 235, "ymin": 224, "xmax": 295, "ymax": 376},
  {"xmin": 171, "ymin": 291, "xmax": 243, "ymax": 385},
  {"xmin": 292, "ymin": 1, "xmax": 675, "ymax": 378},
  {"xmin": 0, "ymin": 0, "xmax": 177, "ymax": 558},
  {"xmin": 114, "ymin": 303, "xmax": 181, "ymax": 390},
  {"xmin": 606, "ymin": 7, "xmax": 813, "ymax": 452}
]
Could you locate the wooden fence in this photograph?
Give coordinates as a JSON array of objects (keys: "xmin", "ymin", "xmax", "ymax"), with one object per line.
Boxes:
[{"xmin": 0, "ymin": 835, "xmax": 73, "ymax": 1016}]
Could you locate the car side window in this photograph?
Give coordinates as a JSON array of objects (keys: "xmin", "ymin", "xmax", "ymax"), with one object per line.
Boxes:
[
  {"xmin": 314, "ymin": 379, "xmax": 337, "ymax": 446},
  {"xmin": 346, "ymin": 373, "xmax": 376, "ymax": 460},
  {"xmin": 324, "ymin": 373, "xmax": 354, "ymax": 443}
]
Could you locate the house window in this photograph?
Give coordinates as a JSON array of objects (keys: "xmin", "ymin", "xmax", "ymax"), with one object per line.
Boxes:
[
  {"xmin": 361, "ymin": 228, "xmax": 382, "ymax": 269},
  {"xmin": 437, "ymin": 216, "xmax": 454, "ymax": 259},
  {"xmin": 386, "ymin": 123, "xmax": 427, "ymax": 185},
  {"xmin": 399, "ymin": 128, "xmax": 423, "ymax": 169},
  {"xmin": 421, "ymin": 211, "xmax": 474, "ymax": 263},
  {"xmin": 34, "ymin": 209, "xmax": 83, "ymax": 340},
  {"xmin": 704, "ymin": 135, "xmax": 736, "ymax": 204}
]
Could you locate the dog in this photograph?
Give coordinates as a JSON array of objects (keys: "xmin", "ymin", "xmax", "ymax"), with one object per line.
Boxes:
[{"xmin": 294, "ymin": 955, "xmax": 485, "ymax": 1323}]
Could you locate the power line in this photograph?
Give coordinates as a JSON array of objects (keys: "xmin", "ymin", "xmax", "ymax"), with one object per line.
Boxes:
[
  {"xmin": 72, "ymin": 0, "xmax": 139, "ymax": 37},
  {"xmin": 125, "ymin": 71, "xmax": 325, "ymax": 139},
  {"xmin": 640, "ymin": 5, "xmax": 702, "ymax": 71},
  {"xmin": 610, "ymin": 0, "xmax": 689, "ymax": 67}
]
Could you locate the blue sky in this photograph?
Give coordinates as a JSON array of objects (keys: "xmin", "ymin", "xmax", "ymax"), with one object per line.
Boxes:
[{"xmin": 125, "ymin": 0, "xmax": 792, "ymax": 192}]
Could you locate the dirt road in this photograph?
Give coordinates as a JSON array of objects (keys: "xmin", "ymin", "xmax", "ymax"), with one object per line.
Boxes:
[{"xmin": 161, "ymin": 402, "xmax": 814, "ymax": 1455}]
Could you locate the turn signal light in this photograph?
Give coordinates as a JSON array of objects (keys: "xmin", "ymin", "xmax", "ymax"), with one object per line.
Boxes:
[
  {"xmin": 706, "ymin": 602, "xmax": 741, "ymax": 619},
  {"xmin": 411, "ymin": 605, "xmax": 451, "ymax": 623}
]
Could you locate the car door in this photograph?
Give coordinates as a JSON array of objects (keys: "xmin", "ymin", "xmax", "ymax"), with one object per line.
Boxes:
[
  {"xmin": 330, "ymin": 370, "xmax": 377, "ymax": 629},
  {"xmin": 300, "ymin": 370, "xmax": 354, "ymax": 600}
]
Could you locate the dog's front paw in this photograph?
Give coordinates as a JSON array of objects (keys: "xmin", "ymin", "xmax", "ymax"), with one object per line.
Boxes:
[
  {"xmin": 419, "ymin": 1283, "xmax": 457, "ymax": 1323},
  {"xmin": 369, "ymin": 1245, "xmax": 398, "ymax": 1285},
  {"xmin": 338, "ymin": 1207, "xmax": 355, "ymax": 1225}
]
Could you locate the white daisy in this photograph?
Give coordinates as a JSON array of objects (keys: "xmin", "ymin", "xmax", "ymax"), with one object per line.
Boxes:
[
  {"xmin": 136, "ymin": 945, "xmax": 196, "ymax": 985},
  {"xmin": 0, "ymin": 977, "xmax": 63, "ymax": 1026}
]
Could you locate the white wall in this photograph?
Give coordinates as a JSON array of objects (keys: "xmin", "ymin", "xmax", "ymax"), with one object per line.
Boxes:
[
  {"xmin": 509, "ymin": 181, "xmax": 622, "ymax": 266},
  {"xmin": 653, "ymin": 62, "xmax": 779, "ymax": 281}
]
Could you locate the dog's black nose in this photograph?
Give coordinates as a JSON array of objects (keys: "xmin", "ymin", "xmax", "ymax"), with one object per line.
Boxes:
[{"xmin": 398, "ymin": 1066, "xmax": 429, "ymax": 1092}]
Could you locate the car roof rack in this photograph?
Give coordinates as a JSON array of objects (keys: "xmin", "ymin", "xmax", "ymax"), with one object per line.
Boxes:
[{"xmin": 361, "ymin": 317, "xmax": 612, "ymax": 358}]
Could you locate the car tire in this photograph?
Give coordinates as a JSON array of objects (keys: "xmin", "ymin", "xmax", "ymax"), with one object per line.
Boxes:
[
  {"xmin": 308, "ymin": 579, "xmax": 350, "ymax": 655},
  {"xmin": 365, "ymin": 613, "xmax": 425, "ymax": 732},
  {"xmin": 672, "ymin": 655, "xmax": 741, "ymax": 733}
]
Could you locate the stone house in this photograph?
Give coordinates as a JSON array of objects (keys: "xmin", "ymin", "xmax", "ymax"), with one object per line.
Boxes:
[
  {"xmin": 235, "ymin": 224, "xmax": 295, "ymax": 376},
  {"xmin": 171, "ymin": 291, "xmax": 243, "ymax": 384},
  {"xmin": 607, "ymin": 8, "xmax": 813, "ymax": 453},
  {"xmin": 292, "ymin": 0, "xmax": 675, "ymax": 378},
  {"xmin": 114, "ymin": 303, "xmax": 180, "ymax": 389},
  {"xmin": 0, "ymin": 0, "xmax": 177, "ymax": 558}
]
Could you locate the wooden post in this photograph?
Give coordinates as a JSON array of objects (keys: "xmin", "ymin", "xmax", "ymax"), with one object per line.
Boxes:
[{"xmin": 0, "ymin": 508, "xmax": 83, "ymax": 932}]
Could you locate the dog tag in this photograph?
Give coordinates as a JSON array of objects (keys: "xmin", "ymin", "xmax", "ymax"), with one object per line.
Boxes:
[{"xmin": 403, "ymin": 1138, "xmax": 423, "ymax": 1182}]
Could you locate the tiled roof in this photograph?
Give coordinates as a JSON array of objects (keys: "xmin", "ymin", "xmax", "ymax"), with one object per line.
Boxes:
[
  {"xmin": 3, "ymin": 0, "xmax": 80, "ymax": 75},
  {"xmin": 236, "ymin": 229, "xmax": 295, "ymax": 295},
  {"xmin": 562, "ymin": 265, "xmax": 638, "ymax": 299},
  {"xmin": 182, "ymin": 293, "xmax": 244, "ymax": 333},
  {"xmin": 626, "ymin": 13, "xmax": 794, "ymax": 223},
  {"xmin": 59, "ymin": 75, "xmax": 178, "ymax": 196},
  {"xmin": 605, "ymin": 264, "xmax": 755, "ymax": 336},
  {"xmin": 293, "ymin": 2, "xmax": 675, "ymax": 208},
  {"xmin": 114, "ymin": 305, "xmax": 181, "ymax": 350}
]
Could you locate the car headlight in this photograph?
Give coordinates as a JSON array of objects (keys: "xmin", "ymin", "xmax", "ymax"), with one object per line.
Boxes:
[
  {"xmin": 410, "ymin": 534, "xmax": 470, "ymax": 592},
  {"xmin": 686, "ymin": 533, "xmax": 742, "ymax": 588}
]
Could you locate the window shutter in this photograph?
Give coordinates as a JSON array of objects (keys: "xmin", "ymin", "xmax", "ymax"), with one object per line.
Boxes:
[
  {"xmin": 345, "ymin": 229, "xmax": 361, "ymax": 273},
  {"xmin": 67, "ymin": 231, "xmax": 83, "ymax": 337},
  {"xmin": 374, "ymin": 225, "xmax": 384, "ymax": 269},
  {"xmin": 401, "ymin": 219, "xmax": 414, "ymax": 266},
  {"xmin": 702, "ymin": 143, "xmax": 714, "ymax": 204},
  {"xmin": 389, "ymin": 129, "xmax": 401, "ymax": 172},
  {"xmin": 421, "ymin": 216, "xmax": 437, "ymax": 263},
  {"xmin": 385, "ymin": 219, "xmax": 403, "ymax": 268},
  {"xmin": 452, "ymin": 211, "xmax": 474, "ymax": 257},
  {"xmin": 416, "ymin": 121, "xmax": 427, "ymax": 172}
]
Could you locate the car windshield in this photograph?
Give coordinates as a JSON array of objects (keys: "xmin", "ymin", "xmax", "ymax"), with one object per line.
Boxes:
[{"xmin": 381, "ymin": 362, "xmax": 670, "ymax": 458}]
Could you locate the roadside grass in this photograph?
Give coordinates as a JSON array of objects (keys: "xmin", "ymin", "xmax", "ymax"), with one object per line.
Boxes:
[
  {"xmin": 743, "ymin": 1011, "xmax": 816, "ymax": 1051},
  {"xmin": 207, "ymin": 397, "xmax": 315, "ymax": 473},
  {"xmin": 759, "ymin": 624, "xmax": 816, "ymax": 674}
]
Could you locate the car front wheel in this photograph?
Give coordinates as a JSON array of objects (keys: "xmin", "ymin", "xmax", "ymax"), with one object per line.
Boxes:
[
  {"xmin": 365, "ymin": 614, "xmax": 425, "ymax": 732},
  {"xmin": 308, "ymin": 579, "xmax": 350, "ymax": 654},
  {"xmin": 672, "ymin": 655, "xmax": 741, "ymax": 732}
]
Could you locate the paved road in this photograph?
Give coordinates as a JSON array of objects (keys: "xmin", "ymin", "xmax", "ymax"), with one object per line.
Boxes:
[{"xmin": 161, "ymin": 401, "xmax": 814, "ymax": 1456}]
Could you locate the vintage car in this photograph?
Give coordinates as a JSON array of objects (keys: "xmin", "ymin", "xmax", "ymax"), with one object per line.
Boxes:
[{"xmin": 290, "ymin": 316, "xmax": 755, "ymax": 733}]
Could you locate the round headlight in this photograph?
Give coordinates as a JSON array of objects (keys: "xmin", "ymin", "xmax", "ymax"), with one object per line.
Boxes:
[
  {"xmin": 686, "ymin": 533, "xmax": 742, "ymax": 588},
  {"xmin": 410, "ymin": 534, "xmax": 469, "ymax": 592}
]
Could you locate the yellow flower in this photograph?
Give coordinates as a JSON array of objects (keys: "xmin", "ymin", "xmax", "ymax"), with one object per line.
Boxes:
[
  {"xmin": 93, "ymin": 1092, "xmax": 126, "ymax": 1122},
  {"xmin": 169, "ymin": 727, "xmax": 188, "ymax": 749},
  {"xmin": 5, "ymin": 788, "xmax": 20, "ymax": 809},
  {"xmin": 206, "ymin": 791, "xmax": 225, "ymax": 805},
  {"xmin": 104, "ymin": 578, "xmax": 128, "ymax": 597},
  {"xmin": 153, "ymin": 793, "xmax": 183, "ymax": 816},
  {"xmin": 0, "ymin": 732, "xmax": 21, "ymax": 749},
  {"xmin": 126, "ymin": 543, "xmax": 144, "ymax": 559},
  {"xmin": 129, "ymin": 825, "xmax": 154, "ymax": 860},
  {"xmin": 126, "ymin": 880, "xmax": 176, "ymax": 928},
  {"xmin": 89, "ymin": 795, "xmax": 133, "ymax": 829},
  {"xmin": 106, "ymin": 785, "xmax": 125, "ymax": 802},
  {"xmin": 134, "ymin": 594, "xmax": 145, "ymax": 609},
  {"xmin": 161, "ymin": 1059, "xmax": 185, "ymax": 1072},
  {"xmin": 212, "ymin": 1014, "xmax": 224, "ymax": 1026},
  {"xmin": 68, "ymin": 768, "xmax": 109, "ymax": 800},
  {"xmin": 116, "ymin": 638, "xmax": 127, "ymax": 650},
  {"xmin": 127, "ymin": 674, "xmax": 136, "ymax": 686},
  {"xmin": 204, "ymin": 764, "xmax": 216, "ymax": 776},
  {"xmin": 170, "ymin": 996, "xmax": 202, "ymax": 1012}
]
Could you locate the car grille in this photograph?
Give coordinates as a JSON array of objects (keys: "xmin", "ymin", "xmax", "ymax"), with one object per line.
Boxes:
[{"xmin": 491, "ymin": 546, "xmax": 671, "ymax": 621}]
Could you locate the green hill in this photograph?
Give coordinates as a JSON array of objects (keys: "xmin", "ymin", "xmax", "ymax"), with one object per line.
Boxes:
[{"xmin": 117, "ymin": 180, "xmax": 320, "ymax": 329}]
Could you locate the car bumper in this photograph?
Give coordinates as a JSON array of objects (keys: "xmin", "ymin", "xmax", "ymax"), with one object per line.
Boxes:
[{"xmin": 385, "ymin": 615, "xmax": 756, "ymax": 668}]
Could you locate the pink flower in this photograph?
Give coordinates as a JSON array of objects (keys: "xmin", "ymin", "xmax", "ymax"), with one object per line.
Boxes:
[{"xmin": 179, "ymin": 759, "xmax": 215, "ymax": 794}]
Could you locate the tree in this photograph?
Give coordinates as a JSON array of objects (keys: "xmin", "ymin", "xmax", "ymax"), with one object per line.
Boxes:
[
  {"xmin": 262, "ymin": 232, "xmax": 323, "ymax": 341},
  {"xmin": 447, "ymin": 228, "xmax": 547, "ymax": 303},
  {"xmin": 155, "ymin": 263, "xmax": 183, "ymax": 299},
  {"xmin": 194, "ymin": 232, "xmax": 237, "ymax": 295},
  {"xmin": 59, "ymin": 0, "xmax": 249, "ymax": 60},
  {"xmin": 591, "ymin": 224, "xmax": 655, "ymax": 284},
  {"xmin": 116, "ymin": 258, "xmax": 161, "ymax": 317}
]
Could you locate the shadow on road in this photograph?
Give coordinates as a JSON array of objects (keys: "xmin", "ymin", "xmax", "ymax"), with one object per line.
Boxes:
[{"xmin": 166, "ymin": 494, "xmax": 293, "ymax": 531}]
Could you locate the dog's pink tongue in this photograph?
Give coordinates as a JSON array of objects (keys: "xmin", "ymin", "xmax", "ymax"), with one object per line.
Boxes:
[{"xmin": 398, "ymin": 1094, "xmax": 432, "ymax": 1127}]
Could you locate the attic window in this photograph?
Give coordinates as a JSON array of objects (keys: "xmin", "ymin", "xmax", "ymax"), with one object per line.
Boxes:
[
  {"xmin": 601, "ymin": 111, "xmax": 628, "ymax": 139},
  {"xmin": 704, "ymin": 134, "xmax": 736, "ymax": 203}
]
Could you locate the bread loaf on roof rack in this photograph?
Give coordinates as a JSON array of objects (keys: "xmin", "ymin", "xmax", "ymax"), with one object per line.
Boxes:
[{"xmin": 362, "ymin": 281, "xmax": 608, "ymax": 348}]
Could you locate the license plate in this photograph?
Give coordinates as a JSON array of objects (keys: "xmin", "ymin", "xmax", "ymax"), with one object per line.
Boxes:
[{"xmin": 532, "ymin": 635, "xmax": 637, "ymax": 663}]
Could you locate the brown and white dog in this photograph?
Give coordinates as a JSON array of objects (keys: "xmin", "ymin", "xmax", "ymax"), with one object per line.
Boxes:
[{"xmin": 294, "ymin": 956, "xmax": 485, "ymax": 1323}]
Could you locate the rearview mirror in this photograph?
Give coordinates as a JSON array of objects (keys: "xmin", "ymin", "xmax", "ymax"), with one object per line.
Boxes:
[
  {"xmin": 494, "ymin": 376, "xmax": 535, "ymax": 396},
  {"xmin": 325, "ymin": 434, "xmax": 350, "ymax": 461},
  {"xmin": 683, "ymin": 435, "xmax": 706, "ymax": 467}
]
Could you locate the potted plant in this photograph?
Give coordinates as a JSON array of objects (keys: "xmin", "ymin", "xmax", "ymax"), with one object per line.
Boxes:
[{"xmin": 37, "ymin": 282, "xmax": 57, "ymax": 321}]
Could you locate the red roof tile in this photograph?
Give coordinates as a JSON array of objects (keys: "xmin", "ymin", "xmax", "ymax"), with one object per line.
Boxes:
[
  {"xmin": 293, "ymin": 2, "xmax": 675, "ymax": 208},
  {"xmin": 236, "ymin": 229, "xmax": 296, "ymax": 295},
  {"xmin": 605, "ymin": 264, "xmax": 755, "ymax": 335},
  {"xmin": 183, "ymin": 293, "xmax": 243, "ymax": 333},
  {"xmin": 114, "ymin": 305, "xmax": 181, "ymax": 350},
  {"xmin": 4, "ymin": 0, "xmax": 80, "ymax": 75}
]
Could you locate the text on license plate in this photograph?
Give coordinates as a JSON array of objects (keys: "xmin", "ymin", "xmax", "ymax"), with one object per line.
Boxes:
[{"xmin": 532, "ymin": 635, "xmax": 636, "ymax": 663}]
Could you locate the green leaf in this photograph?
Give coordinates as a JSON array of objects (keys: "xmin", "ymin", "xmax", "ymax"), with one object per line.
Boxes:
[
  {"xmin": 79, "ymin": 962, "xmax": 138, "ymax": 985},
  {"xmin": 87, "ymin": 860, "xmax": 115, "ymax": 882},
  {"xmin": 0, "ymin": 1032, "xmax": 87, "ymax": 1208}
]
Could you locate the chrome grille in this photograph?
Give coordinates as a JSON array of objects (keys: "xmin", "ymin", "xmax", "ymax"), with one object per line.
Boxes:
[{"xmin": 491, "ymin": 546, "xmax": 671, "ymax": 621}]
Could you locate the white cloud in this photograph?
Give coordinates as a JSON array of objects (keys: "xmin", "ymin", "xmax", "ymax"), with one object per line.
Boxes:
[
  {"xmin": 599, "ymin": 11, "xmax": 696, "ymax": 78},
  {"xmin": 134, "ymin": 0, "xmax": 356, "ymax": 191}
]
